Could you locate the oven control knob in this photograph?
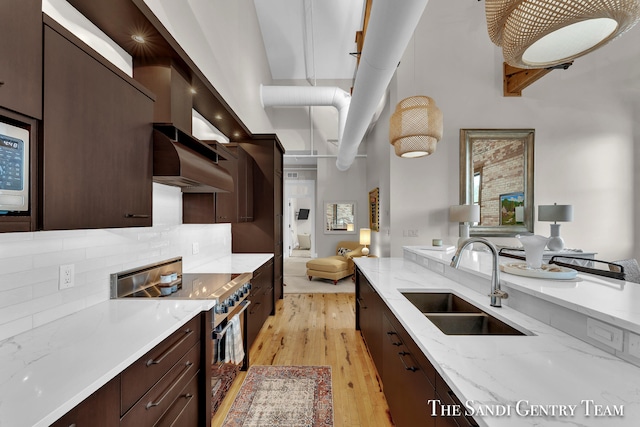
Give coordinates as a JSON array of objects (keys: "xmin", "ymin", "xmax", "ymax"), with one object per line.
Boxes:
[
  {"xmin": 235, "ymin": 290, "xmax": 243, "ymax": 299},
  {"xmin": 215, "ymin": 303, "xmax": 227, "ymax": 314},
  {"xmin": 246, "ymin": 283, "xmax": 252, "ymax": 291},
  {"xmin": 226, "ymin": 297, "xmax": 235, "ymax": 307}
]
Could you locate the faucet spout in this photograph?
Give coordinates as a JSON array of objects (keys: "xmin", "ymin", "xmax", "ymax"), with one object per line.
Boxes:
[{"xmin": 450, "ymin": 237, "xmax": 508, "ymax": 307}]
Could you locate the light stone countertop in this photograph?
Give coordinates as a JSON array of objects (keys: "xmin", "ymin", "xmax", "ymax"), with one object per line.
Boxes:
[
  {"xmin": 188, "ymin": 253, "xmax": 273, "ymax": 274},
  {"xmin": 353, "ymin": 254, "xmax": 640, "ymax": 427},
  {"xmin": 0, "ymin": 252, "xmax": 272, "ymax": 427}
]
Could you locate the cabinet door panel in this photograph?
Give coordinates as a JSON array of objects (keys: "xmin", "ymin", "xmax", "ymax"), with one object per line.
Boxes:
[
  {"xmin": 0, "ymin": 0, "xmax": 42, "ymax": 119},
  {"xmin": 356, "ymin": 270, "xmax": 384, "ymax": 372},
  {"xmin": 382, "ymin": 314, "xmax": 435, "ymax": 427},
  {"xmin": 50, "ymin": 376, "xmax": 120, "ymax": 427},
  {"xmin": 42, "ymin": 24, "xmax": 153, "ymax": 230}
]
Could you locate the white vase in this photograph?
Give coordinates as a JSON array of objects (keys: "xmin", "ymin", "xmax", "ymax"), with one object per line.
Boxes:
[{"xmin": 516, "ymin": 234, "xmax": 550, "ymax": 269}]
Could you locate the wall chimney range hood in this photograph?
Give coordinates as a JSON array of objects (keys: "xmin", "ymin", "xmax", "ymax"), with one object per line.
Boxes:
[{"xmin": 153, "ymin": 124, "xmax": 234, "ymax": 193}]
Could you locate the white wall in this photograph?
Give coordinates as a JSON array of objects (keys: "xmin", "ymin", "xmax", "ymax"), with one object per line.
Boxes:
[
  {"xmin": 315, "ymin": 157, "xmax": 368, "ymax": 258},
  {"xmin": 364, "ymin": 91, "xmax": 393, "ymax": 258},
  {"xmin": 386, "ymin": 1, "xmax": 640, "ymax": 261},
  {"xmin": 0, "ymin": 184, "xmax": 232, "ymax": 341}
]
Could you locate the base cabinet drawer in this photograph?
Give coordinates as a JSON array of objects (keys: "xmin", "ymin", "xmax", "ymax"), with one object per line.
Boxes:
[
  {"xmin": 121, "ymin": 342, "xmax": 201, "ymax": 427},
  {"xmin": 120, "ymin": 316, "xmax": 200, "ymax": 414},
  {"xmin": 155, "ymin": 373, "xmax": 200, "ymax": 427}
]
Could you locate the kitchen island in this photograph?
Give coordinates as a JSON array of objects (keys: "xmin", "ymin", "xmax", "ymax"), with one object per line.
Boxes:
[{"xmin": 354, "ymin": 251, "xmax": 640, "ymax": 426}]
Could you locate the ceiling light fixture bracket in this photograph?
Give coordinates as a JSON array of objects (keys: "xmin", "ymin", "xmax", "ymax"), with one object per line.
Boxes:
[{"xmin": 503, "ymin": 61, "xmax": 573, "ymax": 97}]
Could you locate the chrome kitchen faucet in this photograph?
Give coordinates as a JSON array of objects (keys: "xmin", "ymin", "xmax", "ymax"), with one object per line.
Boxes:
[{"xmin": 450, "ymin": 237, "xmax": 508, "ymax": 307}]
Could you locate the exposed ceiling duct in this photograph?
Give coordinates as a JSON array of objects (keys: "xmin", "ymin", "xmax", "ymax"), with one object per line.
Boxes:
[
  {"xmin": 260, "ymin": 84, "xmax": 351, "ymax": 143},
  {"xmin": 336, "ymin": 0, "xmax": 431, "ymax": 171}
]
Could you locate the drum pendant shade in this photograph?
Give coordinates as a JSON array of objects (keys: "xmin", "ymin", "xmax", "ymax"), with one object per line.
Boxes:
[
  {"xmin": 389, "ymin": 96, "xmax": 443, "ymax": 158},
  {"xmin": 485, "ymin": 0, "xmax": 640, "ymax": 68}
]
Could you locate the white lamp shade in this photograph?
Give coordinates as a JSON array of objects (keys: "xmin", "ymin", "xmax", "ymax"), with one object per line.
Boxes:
[
  {"xmin": 449, "ymin": 204, "xmax": 480, "ymax": 223},
  {"xmin": 346, "ymin": 223, "xmax": 354, "ymax": 232},
  {"xmin": 359, "ymin": 228, "xmax": 371, "ymax": 245},
  {"xmin": 538, "ymin": 204, "xmax": 573, "ymax": 222}
]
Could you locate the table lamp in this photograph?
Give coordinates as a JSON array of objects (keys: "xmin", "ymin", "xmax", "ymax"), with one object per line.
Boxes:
[
  {"xmin": 449, "ymin": 204, "xmax": 480, "ymax": 247},
  {"xmin": 538, "ymin": 203, "xmax": 573, "ymax": 251},
  {"xmin": 360, "ymin": 228, "xmax": 371, "ymax": 256}
]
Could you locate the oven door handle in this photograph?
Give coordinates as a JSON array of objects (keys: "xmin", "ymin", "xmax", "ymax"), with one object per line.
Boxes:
[{"xmin": 216, "ymin": 300, "xmax": 250, "ymax": 339}]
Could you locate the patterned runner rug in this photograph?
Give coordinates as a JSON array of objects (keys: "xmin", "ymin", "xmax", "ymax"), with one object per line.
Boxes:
[{"xmin": 222, "ymin": 365, "xmax": 333, "ymax": 427}]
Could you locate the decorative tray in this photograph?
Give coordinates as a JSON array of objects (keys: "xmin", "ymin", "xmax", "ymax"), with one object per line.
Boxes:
[
  {"xmin": 500, "ymin": 262, "xmax": 578, "ymax": 279},
  {"xmin": 416, "ymin": 245, "xmax": 456, "ymax": 252}
]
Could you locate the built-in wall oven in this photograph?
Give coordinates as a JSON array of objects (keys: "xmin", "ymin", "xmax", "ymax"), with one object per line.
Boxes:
[{"xmin": 110, "ymin": 257, "xmax": 252, "ymax": 416}]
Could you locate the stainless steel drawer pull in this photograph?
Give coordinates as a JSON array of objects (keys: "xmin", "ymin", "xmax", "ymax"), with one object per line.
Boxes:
[
  {"xmin": 125, "ymin": 213, "xmax": 150, "ymax": 218},
  {"xmin": 145, "ymin": 361, "xmax": 194, "ymax": 409},
  {"xmin": 146, "ymin": 329, "xmax": 193, "ymax": 367}
]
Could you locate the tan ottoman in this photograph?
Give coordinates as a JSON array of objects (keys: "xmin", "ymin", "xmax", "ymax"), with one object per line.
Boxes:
[{"xmin": 306, "ymin": 256, "xmax": 350, "ymax": 285}]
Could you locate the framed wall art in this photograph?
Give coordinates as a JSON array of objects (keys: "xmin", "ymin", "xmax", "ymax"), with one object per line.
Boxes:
[{"xmin": 369, "ymin": 187, "xmax": 379, "ymax": 232}]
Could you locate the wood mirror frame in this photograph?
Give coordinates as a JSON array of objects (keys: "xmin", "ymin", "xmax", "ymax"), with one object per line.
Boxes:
[
  {"xmin": 460, "ymin": 129, "xmax": 535, "ymax": 237},
  {"xmin": 324, "ymin": 201, "xmax": 357, "ymax": 234}
]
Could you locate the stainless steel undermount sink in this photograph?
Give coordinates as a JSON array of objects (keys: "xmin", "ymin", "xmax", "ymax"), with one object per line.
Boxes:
[{"xmin": 401, "ymin": 292, "xmax": 529, "ymax": 336}]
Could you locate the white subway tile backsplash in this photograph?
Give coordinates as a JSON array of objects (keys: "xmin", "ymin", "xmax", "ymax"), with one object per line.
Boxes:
[
  {"xmin": 0, "ymin": 255, "xmax": 34, "ymax": 276},
  {"xmin": 0, "ymin": 316, "xmax": 32, "ymax": 342},
  {"xmin": 0, "ymin": 286, "xmax": 33, "ymax": 309},
  {"xmin": 0, "ymin": 183, "xmax": 232, "ymax": 338}
]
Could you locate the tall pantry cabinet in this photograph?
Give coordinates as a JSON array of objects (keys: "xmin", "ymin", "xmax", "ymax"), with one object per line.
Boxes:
[{"xmin": 232, "ymin": 135, "xmax": 284, "ymax": 308}]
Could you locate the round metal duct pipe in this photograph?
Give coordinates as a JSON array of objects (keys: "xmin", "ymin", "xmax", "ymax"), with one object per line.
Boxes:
[
  {"xmin": 260, "ymin": 85, "xmax": 351, "ymax": 143},
  {"xmin": 335, "ymin": 0, "xmax": 431, "ymax": 171}
]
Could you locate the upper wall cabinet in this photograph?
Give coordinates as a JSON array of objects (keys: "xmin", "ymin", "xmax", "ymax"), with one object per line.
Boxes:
[
  {"xmin": 0, "ymin": 0, "xmax": 43, "ymax": 119},
  {"xmin": 40, "ymin": 19, "xmax": 155, "ymax": 230},
  {"xmin": 216, "ymin": 143, "xmax": 253, "ymax": 223}
]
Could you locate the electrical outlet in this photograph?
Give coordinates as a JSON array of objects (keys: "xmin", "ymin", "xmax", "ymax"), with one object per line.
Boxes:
[
  {"xmin": 59, "ymin": 264, "xmax": 74, "ymax": 290},
  {"xmin": 408, "ymin": 229, "xmax": 419, "ymax": 237},
  {"xmin": 192, "ymin": 242, "xmax": 200, "ymax": 254}
]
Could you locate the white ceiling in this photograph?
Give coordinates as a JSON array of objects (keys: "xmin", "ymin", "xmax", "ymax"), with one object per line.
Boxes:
[{"xmin": 253, "ymin": 0, "xmax": 365, "ymax": 82}]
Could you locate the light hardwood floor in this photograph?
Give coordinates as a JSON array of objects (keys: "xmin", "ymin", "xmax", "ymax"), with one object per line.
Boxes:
[{"xmin": 211, "ymin": 293, "xmax": 394, "ymax": 427}]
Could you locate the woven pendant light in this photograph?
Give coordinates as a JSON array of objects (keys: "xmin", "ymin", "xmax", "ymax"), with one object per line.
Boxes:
[
  {"xmin": 486, "ymin": 0, "xmax": 640, "ymax": 68},
  {"xmin": 389, "ymin": 96, "xmax": 443, "ymax": 158}
]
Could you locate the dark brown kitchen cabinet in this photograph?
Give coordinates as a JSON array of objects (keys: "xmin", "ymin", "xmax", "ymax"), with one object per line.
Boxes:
[
  {"xmin": 50, "ymin": 375, "xmax": 120, "ymax": 427},
  {"xmin": 355, "ymin": 267, "xmax": 477, "ymax": 427},
  {"xmin": 0, "ymin": 0, "xmax": 42, "ymax": 119},
  {"xmin": 232, "ymin": 136, "xmax": 284, "ymax": 306},
  {"xmin": 355, "ymin": 270, "xmax": 384, "ymax": 371},
  {"xmin": 40, "ymin": 18, "xmax": 154, "ymax": 230},
  {"xmin": 214, "ymin": 143, "xmax": 253, "ymax": 223},
  {"xmin": 247, "ymin": 258, "xmax": 274, "ymax": 352},
  {"xmin": 382, "ymin": 313, "xmax": 436, "ymax": 427}
]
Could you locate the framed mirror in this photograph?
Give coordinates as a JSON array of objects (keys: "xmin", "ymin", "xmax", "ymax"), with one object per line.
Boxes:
[
  {"xmin": 324, "ymin": 201, "xmax": 356, "ymax": 234},
  {"xmin": 460, "ymin": 129, "xmax": 534, "ymax": 237}
]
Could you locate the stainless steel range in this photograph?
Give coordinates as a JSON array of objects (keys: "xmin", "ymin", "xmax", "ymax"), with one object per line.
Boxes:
[{"xmin": 110, "ymin": 257, "xmax": 252, "ymax": 415}]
